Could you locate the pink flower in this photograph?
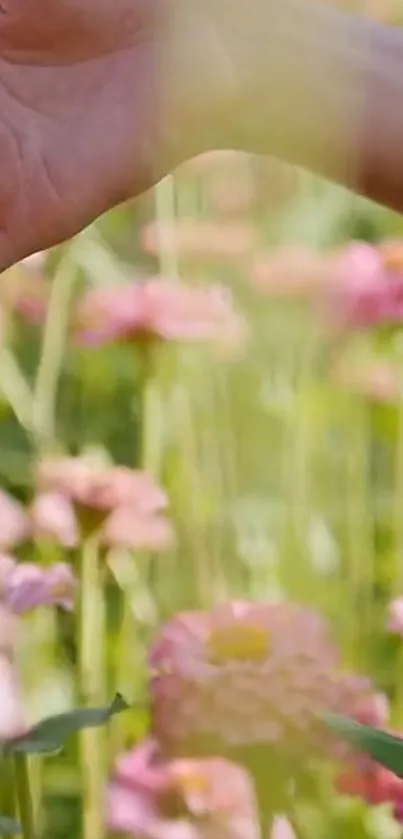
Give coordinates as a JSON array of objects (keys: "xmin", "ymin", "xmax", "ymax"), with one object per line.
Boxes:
[
  {"xmin": 270, "ymin": 818, "xmax": 296, "ymax": 839},
  {"xmin": 75, "ymin": 278, "xmax": 247, "ymax": 354},
  {"xmin": 349, "ymin": 692, "xmax": 389, "ymax": 729},
  {"xmin": 335, "ymin": 762, "xmax": 398, "ymax": 806},
  {"xmin": 149, "ymin": 601, "xmax": 373, "ymax": 779},
  {"xmin": 102, "ymin": 505, "xmax": 174, "ymax": 552},
  {"xmin": 0, "ymin": 489, "xmax": 30, "ymax": 549},
  {"xmin": 0, "ymin": 605, "xmax": 26, "ymax": 740},
  {"xmin": 251, "ymin": 248, "xmax": 326, "ymax": 298},
  {"xmin": 41, "ymin": 562, "xmax": 77, "ymax": 611},
  {"xmin": 107, "ymin": 738, "xmax": 259, "ymax": 839},
  {"xmin": 335, "ymin": 734, "xmax": 403, "ymax": 826},
  {"xmin": 0, "ymin": 654, "xmax": 26, "ymax": 740},
  {"xmin": 379, "ymin": 239, "xmax": 403, "ymax": 271},
  {"xmin": 0, "ymin": 554, "xmax": 76, "ymax": 613},
  {"xmin": 140, "ymin": 222, "xmax": 256, "ymax": 263},
  {"xmin": 31, "ymin": 492, "xmax": 79, "ymax": 548},
  {"xmin": 324, "ymin": 241, "xmax": 403, "ymax": 331},
  {"xmin": 387, "ymin": 597, "xmax": 403, "ymax": 635},
  {"xmin": 331, "ymin": 358, "xmax": 400, "ymax": 403},
  {"xmin": 37, "ymin": 458, "xmax": 167, "ymax": 534}
]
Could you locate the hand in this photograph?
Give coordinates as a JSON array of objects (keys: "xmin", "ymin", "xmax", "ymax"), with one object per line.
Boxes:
[{"xmin": 0, "ymin": 0, "xmax": 230, "ymax": 269}]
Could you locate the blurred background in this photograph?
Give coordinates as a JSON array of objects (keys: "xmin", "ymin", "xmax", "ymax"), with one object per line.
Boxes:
[{"xmin": 4, "ymin": 2, "xmax": 403, "ymax": 838}]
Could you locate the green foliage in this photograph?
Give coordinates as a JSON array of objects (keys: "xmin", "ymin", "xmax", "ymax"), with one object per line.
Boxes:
[
  {"xmin": 3, "ymin": 695, "xmax": 129, "ymax": 756},
  {"xmin": 326, "ymin": 714, "xmax": 403, "ymax": 777}
]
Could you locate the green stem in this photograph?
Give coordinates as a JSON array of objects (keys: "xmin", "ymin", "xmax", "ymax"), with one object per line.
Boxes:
[
  {"xmin": 392, "ymin": 395, "xmax": 403, "ymax": 727},
  {"xmin": 140, "ymin": 362, "xmax": 164, "ymax": 480},
  {"xmin": 280, "ymin": 308, "xmax": 318, "ymax": 603},
  {"xmin": 78, "ymin": 536, "xmax": 106, "ymax": 839},
  {"xmin": 0, "ymin": 349, "xmax": 33, "ymax": 433},
  {"xmin": 112, "ymin": 345, "xmax": 162, "ymax": 751},
  {"xmin": 344, "ymin": 394, "xmax": 374, "ymax": 671},
  {"xmin": 32, "ymin": 245, "xmax": 78, "ymax": 449},
  {"xmin": 28, "ymin": 551, "xmax": 60, "ymax": 835},
  {"xmin": 0, "ymin": 756, "xmax": 16, "ymax": 824},
  {"xmin": 13, "ymin": 755, "xmax": 35, "ymax": 839},
  {"xmin": 114, "ymin": 176, "xmax": 177, "ymax": 746}
]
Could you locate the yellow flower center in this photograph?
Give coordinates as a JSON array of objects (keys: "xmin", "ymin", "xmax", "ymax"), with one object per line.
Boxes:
[
  {"xmin": 208, "ymin": 623, "xmax": 269, "ymax": 663},
  {"xmin": 175, "ymin": 767, "xmax": 208, "ymax": 798}
]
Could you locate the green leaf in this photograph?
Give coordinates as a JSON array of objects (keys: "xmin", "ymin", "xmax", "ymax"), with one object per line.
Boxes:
[
  {"xmin": 5, "ymin": 694, "xmax": 129, "ymax": 755},
  {"xmin": 325, "ymin": 713, "xmax": 403, "ymax": 777},
  {"xmin": 0, "ymin": 816, "xmax": 19, "ymax": 835}
]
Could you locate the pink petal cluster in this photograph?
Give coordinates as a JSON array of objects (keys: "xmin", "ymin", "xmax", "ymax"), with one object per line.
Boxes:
[
  {"xmin": 0, "ymin": 552, "xmax": 75, "ymax": 742},
  {"xmin": 75, "ymin": 278, "xmax": 247, "ymax": 353},
  {"xmin": 348, "ymin": 692, "xmax": 389, "ymax": 730},
  {"xmin": 102, "ymin": 505, "xmax": 174, "ymax": 552},
  {"xmin": 336, "ymin": 761, "xmax": 402, "ymax": 807},
  {"xmin": 270, "ymin": 818, "xmax": 296, "ymax": 839},
  {"xmin": 107, "ymin": 738, "xmax": 259, "ymax": 839},
  {"xmin": 37, "ymin": 456, "xmax": 173, "ymax": 548},
  {"xmin": 30, "ymin": 492, "xmax": 79, "ymax": 548},
  {"xmin": 0, "ymin": 489, "xmax": 30, "ymax": 549},
  {"xmin": 149, "ymin": 601, "xmax": 373, "ymax": 769},
  {"xmin": 140, "ymin": 222, "xmax": 256, "ymax": 262},
  {"xmin": 335, "ymin": 742, "xmax": 403, "ymax": 826},
  {"xmin": 324, "ymin": 241, "xmax": 403, "ymax": 332},
  {"xmin": 0, "ymin": 554, "xmax": 76, "ymax": 613},
  {"xmin": 37, "ymin": 458, "xmax": 164, "ymax": 513},
  {"xmin": 251, "ymin": 248, "xmax": 326, "ymax": 298}
]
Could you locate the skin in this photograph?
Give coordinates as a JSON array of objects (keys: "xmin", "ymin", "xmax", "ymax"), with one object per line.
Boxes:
[
  {"xmin": 0, "ymin": 0, "xmax": 230, "ymax": 269},
  {"xmin": 0, "ymin": 0, "xmax": 402, "ymax": 270}
]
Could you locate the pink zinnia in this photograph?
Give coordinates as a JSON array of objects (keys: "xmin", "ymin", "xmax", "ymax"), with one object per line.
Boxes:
[
  {"xmin": 348, "ymin": 691, "xmax": 389, "ymax": 730},
  {"xmin": 140, "ymin": 222, "xmax": 255, "ymax": 262},
  {"xmin": 379, "ymin": 240, "xmax": 403, "ymax": 270},
  {"xmin": 270, "ymin": 818, "xmax": 296, "ymax": 839},
  {"xmin": 149, "ymin": 602, "xmax": 373, "ymax": 780},
  {"xmin": 0, "ymin": 605, "xmax": 26, "ymax": 740},
  {"xmin": 0, "ymin": 489, "xmax": 30, "ymax": 549},
  {"xmin": 335, "ymin": 732, "xmax": 403, "ymax": 826},
  {"xmin": 75, "ymin": 278, "xmax": 247, "ymax": 354},
  {"xmin": 31, "ymin": 492, "xmax": 79, "ymax": 548},
  {"xmin": 251, "ymin": 248, "xmax": 326, "ymax": 298},
  {"xmin": 37, "ymin": 458, "xmax": 167, "ymax": 535},
  {"xmin": 331, "ymin": 358, "xmax": 400, "ymax": 403},
  {"xmin": 107, "ymin": 738, "xmax": 259, "ymax": 839},
  {"xmin": 102, "ymin": 505, "xmax": 174, "ymax": 553},
  {"xmin": 0, "ymin": 554, "xmax": 76, "ymax": 613},
  {"xmin": 324, "ymin": 241, "xmax": 403, "ymax": 331},
  {"xmin": 336, "ymin": 762, "xmax": 398, "ymax": 807}
]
